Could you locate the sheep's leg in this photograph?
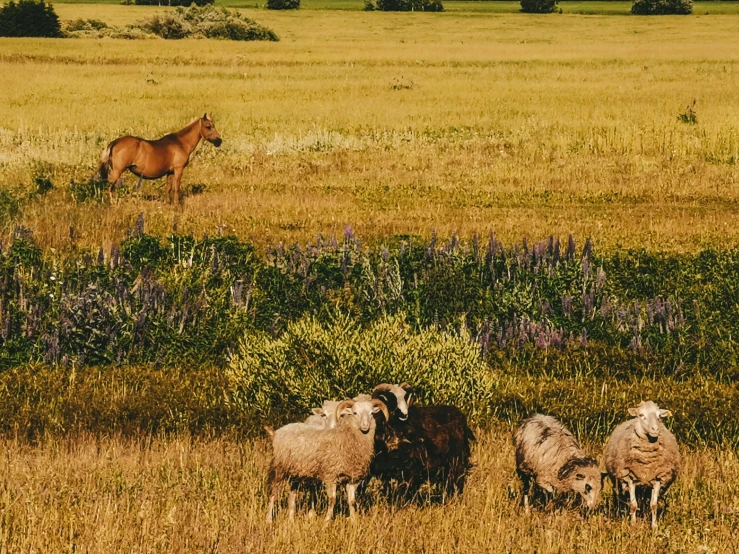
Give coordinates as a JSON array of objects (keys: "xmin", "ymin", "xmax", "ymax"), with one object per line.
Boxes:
[
  {"xmin": 625, "ymin": 477, "xmax": 638, "ymax": 524},
  {"xmin": 519, "ymin": 474, "xmax": 532, "ymax": 514},
  {"xmin": 650, "ymin": 481, "xmax": 661, "ymax": 530},
  {"xmin": 324, "ymin": 482, "xmax": 337, "ymax": 521},
  {"xmin": 266, "ymin": 495, "xmax": 276, "ymax": 524},
  {"xmin": 346, "ymin": 483, "xmax": 357, "ymax": 519},
  {"xmin": 288, "ymin": 489, "xmax": 297, "ymax": 521}
]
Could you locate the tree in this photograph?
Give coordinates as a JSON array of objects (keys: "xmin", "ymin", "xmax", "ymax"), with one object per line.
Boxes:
[{"xmin": 0, "ymin": 0, "xmax": 62, "ymax": 38}]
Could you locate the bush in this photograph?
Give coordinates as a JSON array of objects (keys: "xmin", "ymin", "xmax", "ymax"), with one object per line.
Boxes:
[
  {"xmin": 64, "ymin": 18, "xmax": 109, "ymax": 32},
  {"xmin": 0, "ymin": 0, "xmax": 62, "ymax": 38},
  {"xmin": 520, "ymin": 0, "xmax": 557, "ymax": 13},
  {"xmin": 134, "ymin": 0, "xmax": 213, "ymax": 6},
  {"xmin": 227, "ymin": 314, "xmax": 496, "ymax": 425},
  {"xmin": 369, "ymin": 0, "xmax": 444, "ymax": 11},
  {"xmin": 631, "ymin": 0, "xmax": 692, "ymax": 14},
  {"xmin": 266, "ymin": 0, "xmax": 300, "ymax": 10},
  {"xmin": 137, "ymin": 5, "xmax": 278, "ymax": 41}
]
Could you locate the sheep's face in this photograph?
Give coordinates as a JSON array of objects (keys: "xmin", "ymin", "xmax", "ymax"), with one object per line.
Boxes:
[
  {"xmin": 373, "ymin": 383, "xmax": 414, "ymax": 421},
  {"xmin": 339, "ymin": 399, "xmax": 389, "ymax": 434},
  {"xmin": 559, "ymin": 458, "xmax": 602, "ymax": 509},
  {"xmin": 629, "ymin": 401, "xmax": 672, "ymax": 442},
  {"xmin": 310, "ymin": 400, "xmax": 340, "ymax": 430}
]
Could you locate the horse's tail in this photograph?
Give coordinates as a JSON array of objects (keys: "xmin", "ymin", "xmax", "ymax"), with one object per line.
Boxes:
[{"xmin": 97, "ymin": 142, "xmax": 114, "ymax": 181}]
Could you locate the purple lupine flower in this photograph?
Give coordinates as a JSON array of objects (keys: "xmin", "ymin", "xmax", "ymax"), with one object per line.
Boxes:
[
  {"xmin": 566, "ymin": 234, "xmax": 576, "ymax": 261},
  {"xmin": 582, "ymin": 237, "xmax": 593, "ymax": 261},
  {"xmin": 562, "ymin": 295, "xmax": 573, "ymax": 316},
  {"xmin": 135, "ymin": 213, "xmax": 145, "ymax": 237},
  {"xmin": 583, "ymin": 291, "xmax": 594, "ymax": 316},
  {"xmin": 110, "ymin": 244, "xmax": 120, "ymax": 269},
  {"xmin": 344, "ymin": 225, "xmax": 354, "ymax": 242},
  {"xmin": 596, "ymin": 267, "xmax": 607, "ymax": 289},
  {"xmin": 381, "ymin": 247, "xmax": 390, "ymax": 262},
  {"xmin": 579, "ymin": 328, "xmax": 588, "ymax": 347},
  {"xmin": 582, "ymin": 257, "xmax": 591, "ymax": 280},
  {"xmin": 97, "ymin": 247, "xmax": 105, "ymax": 265}
]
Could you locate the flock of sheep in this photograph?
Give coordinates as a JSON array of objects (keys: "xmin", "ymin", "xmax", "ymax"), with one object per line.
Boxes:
[{"xmin": 265, "ymin": 385, "xmax": 680, "ymax": 529}]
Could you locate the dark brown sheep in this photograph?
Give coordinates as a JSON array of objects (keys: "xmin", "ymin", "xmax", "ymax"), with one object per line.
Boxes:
[{"xmin": 370, "ymin": 383, "xmax": 475, "ymax": 499}]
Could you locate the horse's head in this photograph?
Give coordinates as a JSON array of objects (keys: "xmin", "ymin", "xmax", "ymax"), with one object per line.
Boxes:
[{"xmin": 200, "ymin": 114, "xmax": 222, "ymax": 147}]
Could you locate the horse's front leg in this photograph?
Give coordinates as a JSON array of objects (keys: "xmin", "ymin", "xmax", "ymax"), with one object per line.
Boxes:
[
  {"xmin": 172, "ymin": 167, "xmax": 184, "ymax": 205},
  {"xmin": 165, "ymin": 174, "xmax": 173, "ymax": 203}
]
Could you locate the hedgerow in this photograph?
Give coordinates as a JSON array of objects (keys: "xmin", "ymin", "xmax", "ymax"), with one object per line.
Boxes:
[{"xmin": 3, "ymin": 222, "xmax": 739, "ymax": 375}]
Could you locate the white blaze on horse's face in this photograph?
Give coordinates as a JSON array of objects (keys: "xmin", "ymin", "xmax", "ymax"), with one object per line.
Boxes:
[
  {"xmin": 629, "ymin": 400, "xmax": 672, "ymax": 441},
  {"xmin": 201, "ymin": 113, "xmax": 222, "ymax": 147}
]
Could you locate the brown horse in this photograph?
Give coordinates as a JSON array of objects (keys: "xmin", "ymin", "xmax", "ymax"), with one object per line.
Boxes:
[{"xmin": 97, "ymin": 114, "xmax": 222, "ymax": 204}]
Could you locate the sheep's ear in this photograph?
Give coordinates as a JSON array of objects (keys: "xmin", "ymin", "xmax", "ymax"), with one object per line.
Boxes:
[
  {"xmin": 312, "ymin": 408, "xmax": 324, "ymax": 416},
  {"xmin": 340, "ymin": 407, "xmax": 353, "ymax": 417},
  {"xmin": 628, "ymin": 407, "xmax": 638, "ymax": 416},
  {"xmin": 659, "ymin": 409, "xmax": 672, "ymax": 418},
  {"xmin": 371, "ymin": 406, "xmax": 381, "ymax": 414},
  {"xmin": 203, "ymin": 113, "xmax": 211, "ymax": 121}
]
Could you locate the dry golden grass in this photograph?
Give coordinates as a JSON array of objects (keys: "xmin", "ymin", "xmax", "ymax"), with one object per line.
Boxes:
[
  {"xmin": 0, "ymin": 431, "xmax": 737, "ymax": 553},
  {"xmin": 2, "ymin": 9, "xmax": 739, "ymax": 252}
]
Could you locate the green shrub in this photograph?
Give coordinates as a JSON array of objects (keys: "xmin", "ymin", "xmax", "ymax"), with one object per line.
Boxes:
[
  {"xmin": 631, "ymin": 0, "xmax": 692, "ymax": 14},
  {"xmin": 266, "ymin": 0, "xmax": 300, "ymax": 10},
  {"xmin": 369, "ymin": 0, "xmax": 444, "ymax": 11},
  {"xmin": 134, "ymin": 0, "xmax": 213, "ymax": 6},
  {"xmin": 520, "ymin": 0, "xmax": 557, "ymax": 13},
  {"xmin": 137, "ymin": 5, "xmax": 278, "ymax": 41},
  {"xmin": 0, "ymin": 0, "xmax": 61, "ymax": 37},
  {"xmin": 227, "ymin": 314, "xmax": 496, "ymax": 425},
  {"xmin": 64, "ymin": 18, "xmax": 109, "ymax": 32}
]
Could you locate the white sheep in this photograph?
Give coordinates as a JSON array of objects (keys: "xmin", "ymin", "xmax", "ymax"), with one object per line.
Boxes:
[
  {"xmin": 266, "ymin": 396, "xmax": 389, "ymax": 522},
  {"xmin": 604, "ymin": 401, "xmax": 681, "ymax": 529},
  {"xmin": 304, "ymin": 400, "xmax": 340, "ymax": 429},
  {"xmin": 515, "ymin": 414, "xmax": 603, "ymax": 512}
]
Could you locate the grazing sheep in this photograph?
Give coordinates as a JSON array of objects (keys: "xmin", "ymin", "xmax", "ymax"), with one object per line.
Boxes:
[
  {"xmin": 266, "ymin": 397, "xmax": 389, "ymax": 522},
  {"xmin": 514, "ymin": 414, "xmax": 602, "ymax": 512},
  {"xmin": 370, "ymin": 383, "xmax": 475, "ymax": 499},
  {"xmin": 304, "ymin": 400, "xmax": 341, "ymax": 429},
  {"xmin": 604, "ymin": 401, "xmax": 681, "ymax": 529}
]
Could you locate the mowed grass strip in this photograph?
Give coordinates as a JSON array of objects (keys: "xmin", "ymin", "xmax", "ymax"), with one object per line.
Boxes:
[
  {"xmin": 0, "ymin": 432, "xmax": 736, "ymax": 553},
  {"xmin": 2, "ymin": 10, "xmax": 739, "ymax": 251}
]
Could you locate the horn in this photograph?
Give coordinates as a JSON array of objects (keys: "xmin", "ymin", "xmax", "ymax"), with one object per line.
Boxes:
[
  {"xmin": 335, "ymin": 399, "xmax": 355, "ymax": 420},
  {"xmin": 372, "ymin": 383, "xmax": 391, "ymax": 393},
  {"xmin": 399, "ymin": 382, "xmax": 411, "ymax": 389},
  {"xmin": 371, "ymin": 399, "xmax": 390, "ymax": 422}
]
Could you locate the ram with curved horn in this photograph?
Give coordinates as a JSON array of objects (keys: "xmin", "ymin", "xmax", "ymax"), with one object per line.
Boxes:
[{"xmin": 266, "ymin": 396, "xmax": 389, "ymax": 522}]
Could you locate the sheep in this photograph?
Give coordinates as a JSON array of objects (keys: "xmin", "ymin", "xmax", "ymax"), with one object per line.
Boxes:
[
  {"xmin": 514, "ymin": 414, "xmax": 602, "ymax": 512},
  {"xmin": 304, "ymin": 400, "xmax": 340, "ymax": 429},
  {"xmin": 372, "ymin": 383, "xmax": 413, "ymax": 421},
  {"xmin": 604, "ymin": 401, "xmax": 681, "ymax": 529},
  {"xmin": 266, "ymin": 396, "xmax": 389, "ymax": 522},
  {"xmin": 370, "ymin": 383, "xmax": 475, "ymax": 499}
]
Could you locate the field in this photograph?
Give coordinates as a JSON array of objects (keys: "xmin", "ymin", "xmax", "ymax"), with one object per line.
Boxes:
[
  {"xmin": 2, "ymin": 2, "xmax": 739, "ymax": 553},
  {"xmin": 2, "ymin": 8, "xmax": 739, "ymax": 251},
  {"xmin": 1, "ymin": 432, "xmax": 737, "ymax": 553}
]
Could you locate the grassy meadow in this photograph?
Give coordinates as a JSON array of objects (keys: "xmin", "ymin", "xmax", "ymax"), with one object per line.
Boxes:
[
  {"xmin": 1, "ymin": 432, "xmax": 737, "ymax": 553},
  {"xmin": 2, "ymin": 3, "xmax": 739, "ymax": 552},
  {"xmin": 2, "ymin": 8, "xmax": 739, "ymax": 251}
]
